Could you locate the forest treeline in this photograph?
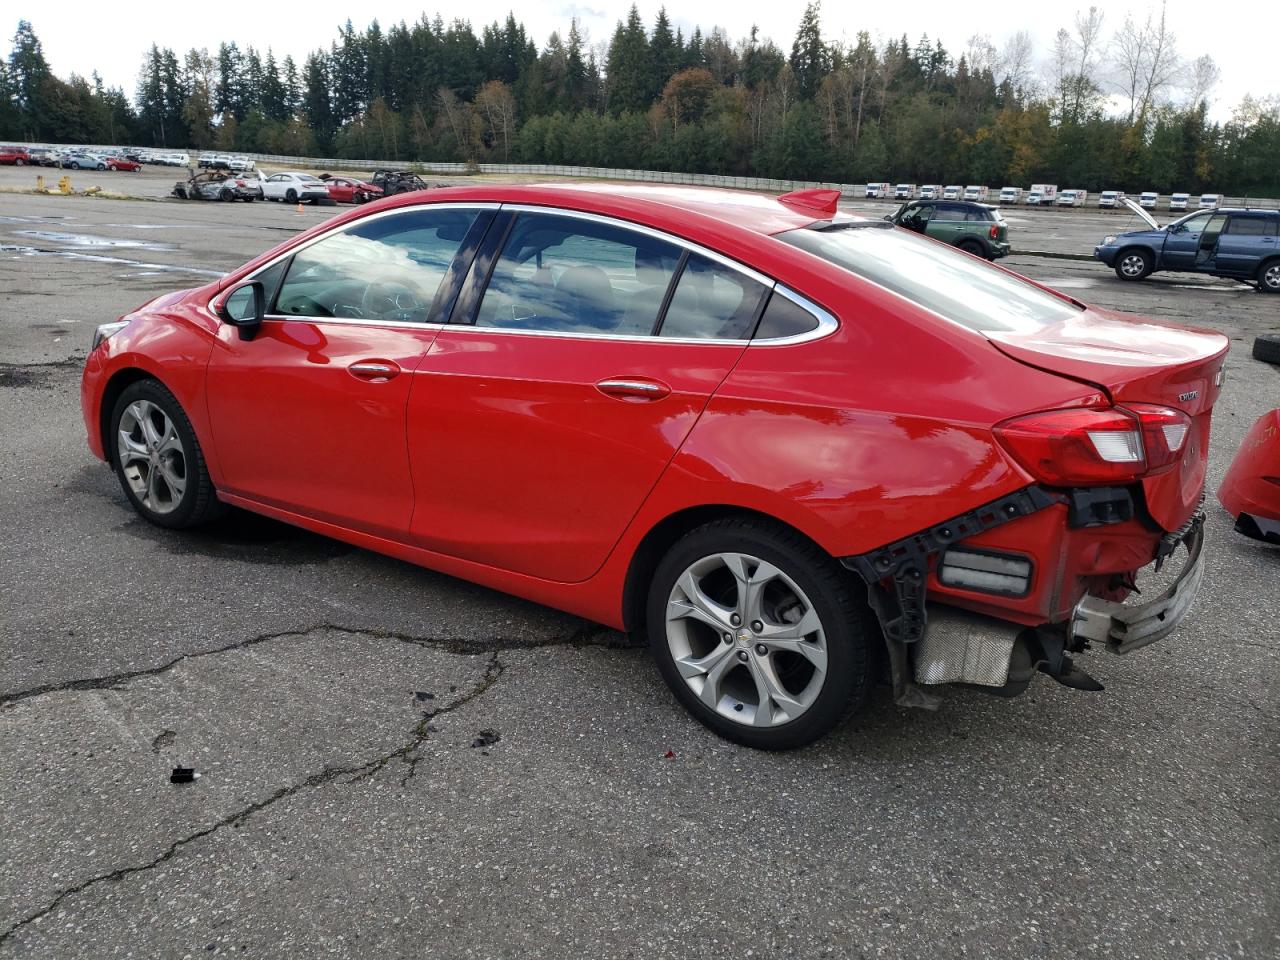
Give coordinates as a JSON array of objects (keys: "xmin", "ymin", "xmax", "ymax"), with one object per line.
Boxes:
[{"xmin": 2, "ymin": 4, "xmax": 1277, "ymax": 193}]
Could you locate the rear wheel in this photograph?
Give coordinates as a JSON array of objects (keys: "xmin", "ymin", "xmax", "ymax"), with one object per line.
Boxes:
[
  {"xmin": 646, "ymin": 518, "xmax": 876, "ymax": 750},
  {"xmin": 110, "ymin": 380, "xmax": 223, "ymax": 529},
  {"xmin": 1115, "ymin": 249, "xmax": 1153, "ymax": 281},
  {"xmin": 957, "ymin": 239, "xmax": 984, "ymax": 257},
  {"xmin": 285, "ymin": 188, "xmax": 298, "ymax": 204},
  {"xmin": 1257, "ymin": 260, "xmax": 1280, "ymax": 294},
  {"xmin": 219, "ymin": 188, "xmax": 234, "ymax": 202}
]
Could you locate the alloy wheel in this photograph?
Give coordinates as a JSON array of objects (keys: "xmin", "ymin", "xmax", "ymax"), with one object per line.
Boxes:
[
  {"xmin": 1265, "ymin": 263, "xmax": 1280, "ymax": 291},
  {"xmin": 117, "ymin": 399, "xmax": 187, "ymax": 514},
  {"xmin": 665, "ymin": 552, "xmax": 828, "ymax": 728},
  {"xmin": 1120, "ymin": 254, "xmax": 1147, "ymax": 277}
]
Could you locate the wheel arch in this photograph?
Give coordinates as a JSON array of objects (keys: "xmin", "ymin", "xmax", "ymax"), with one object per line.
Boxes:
[
  {"xmin": 98, "ymin": 367, "xmax": 172, "ymax": 462},
  {"xmin": 620, "ymin": 504, "xmax": 835, "ymax": 635}
]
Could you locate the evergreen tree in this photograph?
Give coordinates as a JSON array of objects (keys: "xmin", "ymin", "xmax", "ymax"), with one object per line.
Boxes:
[{"xmin": 789, "ymin": 3, "xmax": 828, "ymax": 101}]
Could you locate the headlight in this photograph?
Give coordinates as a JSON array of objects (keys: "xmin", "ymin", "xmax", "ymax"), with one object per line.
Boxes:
[
  {"xmin": 1103, "ymin": 235, "xmax": 1116, "ymax": 246},
  {"xmin": 91, "ymin": 320, "xmax": 129, "ymax": 352}
]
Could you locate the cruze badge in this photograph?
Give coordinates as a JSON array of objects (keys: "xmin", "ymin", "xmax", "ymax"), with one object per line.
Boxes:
[{"xmin": 1179, "ymin": 390, "xmax": 1199, "ymax": 402}]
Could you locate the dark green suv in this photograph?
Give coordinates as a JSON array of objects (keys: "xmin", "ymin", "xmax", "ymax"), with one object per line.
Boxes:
[{"xmin": 887, "ymin": 200, "xmax": 1011, "ymax": 260}]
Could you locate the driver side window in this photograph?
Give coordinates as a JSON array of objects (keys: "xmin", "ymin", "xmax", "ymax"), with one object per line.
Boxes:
[{"xmin": 273, "ymin": 208, "xmax": 480, "ymax": 322}]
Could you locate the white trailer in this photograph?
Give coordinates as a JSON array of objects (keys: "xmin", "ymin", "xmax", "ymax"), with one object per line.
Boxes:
[
  {"xmin": 1056, "ymin": 189, "xmax": 1088, "ymax": 207},
  {"xmin": 998, "ymin": 186, "xmax": 1022, "ymax": 204},
  {"xmin": 864, "ymin": 182, "xmax": 892, "ymax": 199},
  {"xmin": 894, "ymin": 183, "xmax": 917, "ymax": 200},
  {"xmin": 963, "ymin": 185, "xmax": 990, "ymax": 202},
  {"xmin": 920, "ymin": 184, "xmax": 943, "ymax": 200},
  {"xmin": 1098, "ymin": 190, "xmax": 1125, "ymax": 208}
]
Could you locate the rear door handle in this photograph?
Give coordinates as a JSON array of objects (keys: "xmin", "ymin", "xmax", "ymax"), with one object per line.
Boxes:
[
  {"xmin": 596, "ymin": 378, "xmax": 671, "ymax": 401},
  {"xmin": 348, "ymin": 359, "xmax": 400, "ymax": 382}
]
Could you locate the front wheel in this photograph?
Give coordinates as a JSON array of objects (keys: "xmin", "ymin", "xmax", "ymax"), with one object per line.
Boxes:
[
  {"xmin": 1115, "ymin": 249, "xmax": 1153, "ymax": 281},
  {"xmin": 1257, "ymin": 259, "xmax": 1280, "ymax": 294},
  {"xmin": 285, "ymin": 188, "xmax": 298, "ymax": 204},
  {"xmin": 110, "ymin": 380, "xmax": 223, "ymax": 529},
  {"xmin": 646, "ymin": 518, "xmax": 877, "ymax": 750}
]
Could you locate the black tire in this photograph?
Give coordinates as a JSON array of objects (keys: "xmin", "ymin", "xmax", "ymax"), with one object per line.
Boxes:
[
  {"xmin": 1252, "ymin": 334, "xmax": 1280, "ymax": 364},
  {"xmin": 285, "ymin": 188, "xmax": 297, "ymax": 204},
  {"xmin": 109, "ymin": 379, "xmax": 223, "ymax": 529},
  {"xmin": 957, "ymin": 239, "xmax": 984, "ymax": 257},
  {"xmin": 70, "ymin": 162, "xmax": 81, "ymax": 170},
  {"xmin": 219, "ymin": 188, "xmax": 234, "ymax": 202},
  {"xmin": 1114, "ymin": 248, "xmax": 1153, "ymax": 281},
  {"xmin": 14, "ymin": 158, "xmax": 23, "ymax": 166},
  {"xmin": 1256, "ymin": 260, "xmax": 1280, "ymax": 295},
  {"xmin": 646, "ymin": 518, "xmax": 877, "ymax": 750}
]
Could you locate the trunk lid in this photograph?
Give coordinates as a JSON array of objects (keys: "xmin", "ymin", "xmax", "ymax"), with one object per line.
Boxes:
[{"xmin": 988, "ymin": 307, "xmax": 1229, "ymax": 531}]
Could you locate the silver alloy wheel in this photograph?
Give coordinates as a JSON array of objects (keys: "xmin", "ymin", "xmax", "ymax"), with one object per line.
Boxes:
[
  {"xmin": 1265, "ymin": 263, "xmax": 1280, "ymax": 290},
  {"xmin": 117, "ymin": 399, "xmax": 187, "ymax": 514},
  {"xmin": 1120, "ymin": 253, "xmax": 1147, "ymax": 277},
  {"xmin": 666, "ymin": 552, "xmax": 828, "ymax": 728}
]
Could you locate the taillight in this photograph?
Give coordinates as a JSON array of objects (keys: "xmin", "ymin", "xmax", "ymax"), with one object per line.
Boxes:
[
  {"xmin": 995, "ymin": 405, "xmax": 1191, "ymax": 486},
  {"xmin": 989, "ymin": 224, "xmax": 999, "ymax": 240}
]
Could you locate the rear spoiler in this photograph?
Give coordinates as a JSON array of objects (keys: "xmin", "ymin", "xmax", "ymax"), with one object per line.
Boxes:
[{"xmin": 778, "ymin": 189, "xmax": 841, "ymax": 217}]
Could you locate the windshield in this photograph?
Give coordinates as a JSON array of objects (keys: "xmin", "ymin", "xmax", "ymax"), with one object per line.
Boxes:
[{"xmin": 779, "ymin": 223, "xmax": 1080, "ymax": 334}]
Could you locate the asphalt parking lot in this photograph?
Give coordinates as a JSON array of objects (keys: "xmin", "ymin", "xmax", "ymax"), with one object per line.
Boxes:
[{"xmin": 0, "ymin": 179, "xmax": 1277, "ymax": 959}]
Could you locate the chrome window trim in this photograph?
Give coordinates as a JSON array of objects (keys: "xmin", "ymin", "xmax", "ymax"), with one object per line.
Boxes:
[
  {"xmin": 758, "ymin": 286, "xmax": 839, "ymax": 346},
  {"xmin": 206, "ymin": 202, "xmax": 501, "ymax": 321},
  {"xmin": 497, "ymin": 203, "xmax": 776, "ymax": 290}
]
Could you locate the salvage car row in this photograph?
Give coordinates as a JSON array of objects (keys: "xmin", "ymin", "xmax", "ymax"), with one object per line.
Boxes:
[
  {"xmin": 864, "ymin": 183, "xmax": 1233, "ymax": 211},
  {"xmin": 171, "ymin": 167, "xmax": 437, "ymax": 205}
]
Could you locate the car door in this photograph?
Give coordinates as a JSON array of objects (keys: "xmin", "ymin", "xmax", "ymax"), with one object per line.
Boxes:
[
  {"xmin": 1160, "ymin": 211, "xmax": 1213, "ymax": 270},
  {"xmin": 1192, "ymin": 212, "xmax": 1228, "ymax": 271},
  {"xmin": 405, "ymin": 208, "xmax": 773, "ymax": 583},
  {"xmin": 204, "ymin": 205, "xmax": 493, "ymax": 539},
  {"xmin": 1214, "ymin": 214, "xmax": 1278, "ymax": 276},
  {"xmin": 927, "ymin": 202, "xmax": 965, "ymax": 245}
]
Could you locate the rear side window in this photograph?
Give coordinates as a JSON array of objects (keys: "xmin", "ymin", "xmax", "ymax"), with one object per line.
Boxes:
[
  {"xmin": 658, "ymin": 253, "xmax": 768, "ymax": 340},
  {"xmin": 1225, "ymin": 216, "xmax": 1276, "ymax": 236},
  {"xmin": 754, "ymin": 290, "xmax": 820, "ymax": 340},
  {"xmin": 476, "ymin": 213, "xmax": 682, "ymax": 335},
  {"xmin": 274, "ymin": 207, "xmax": 480, "ymax": 322},
  {"xmin": 780, "ymin": 223, "xmax": 1080, "ymax": 334}
]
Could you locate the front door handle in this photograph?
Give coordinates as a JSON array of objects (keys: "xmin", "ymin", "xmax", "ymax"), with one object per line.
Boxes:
[
  {"xmin": 348, "ymin": 359, "xmax": 400, "ymax": 382},
  {"xmin": 596, "ymin": 378, "xmax": 671, "ymax": 401}
]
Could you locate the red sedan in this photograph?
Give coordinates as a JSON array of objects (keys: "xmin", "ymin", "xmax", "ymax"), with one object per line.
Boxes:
[
  {"xmin": 105, "ymin": 157, "xmax": 142, "ymax": 172},
  {"xmin": 80, "ymin": 184, "xmax": 1226, "ymax": 748},
  {"xmin": 323, "ymin": 176, "xmax": 383, "ymax": 204}
]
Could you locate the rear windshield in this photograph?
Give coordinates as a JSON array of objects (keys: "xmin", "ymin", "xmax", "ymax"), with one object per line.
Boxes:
[{"xmin": 779, "ymin": 223, "xmax": 1081, "ymax": 334}]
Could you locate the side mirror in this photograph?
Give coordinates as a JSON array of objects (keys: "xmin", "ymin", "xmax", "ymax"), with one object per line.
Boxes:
[{"xmin": 219, "ymin": 281, "xmax": 265, "ymax": 340}]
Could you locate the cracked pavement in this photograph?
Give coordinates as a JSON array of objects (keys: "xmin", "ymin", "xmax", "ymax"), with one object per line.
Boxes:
[{"xmin": 1, "ymin": 190, "xmax": 1277, "ymax": 959}]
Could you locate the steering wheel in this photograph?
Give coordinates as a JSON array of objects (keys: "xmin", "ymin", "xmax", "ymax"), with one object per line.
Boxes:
[{"xmin": 360, "ymin": 280, "xmax": 423, "ymax": 320}]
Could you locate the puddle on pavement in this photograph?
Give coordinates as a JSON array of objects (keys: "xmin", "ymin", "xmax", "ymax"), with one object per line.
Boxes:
[
  {"xmin": 0, "ymin": 243, "xmax": 223, "ymax": 278},
  {"xmin": 14, "ymin": 229, "xmax": 173, "ymax": 251}
]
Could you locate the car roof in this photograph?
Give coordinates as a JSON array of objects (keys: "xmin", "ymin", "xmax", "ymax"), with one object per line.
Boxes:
[{"xmin": 371, "ymin": 183, "xmax": 839, "ymax": 238}]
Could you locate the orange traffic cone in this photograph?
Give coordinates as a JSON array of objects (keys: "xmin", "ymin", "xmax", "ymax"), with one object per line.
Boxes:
[{"xmin": 296, "ymin": 202, "xmax": 304, "ymax": 213}]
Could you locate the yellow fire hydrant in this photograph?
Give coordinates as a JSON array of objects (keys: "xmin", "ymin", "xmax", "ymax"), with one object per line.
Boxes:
[
  {"xmin": 58, "ymin": 175, "xmax": 72, "ymax": 194},
  {"xmin": 35, "ymin": 174, "xmax": 44, "ymax": 192}
]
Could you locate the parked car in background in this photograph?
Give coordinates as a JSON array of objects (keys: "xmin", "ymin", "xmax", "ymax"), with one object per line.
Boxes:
[
  {"xmin": 1199, "ymin": 194, "xmax": 1222, "ymax": 209},
  {"xmin": 229, "ymin": 157, "xmax": 256, "ymax": 171},
  {"xmin": 199, "ymin": 153, "xmax": 232, "ymax": 168},
  {"xmin": 172, "ymin": 170, "xmax": 261, "ymax": 202},
  {"xmin": 943, "ymin": 185, "xmax": 963, "ymax": 200},
  {"xmin": 60, "ymin": 151, "xmax": 107, "ymax": 170},
  {"xmin": 1217, "ymin": 409, "xmax": 1280, "ymax": 544},
  {"xmin": 261, "ymin": 172, "xmax": 329, "ymax": 204},
  {"xmin": 999, "ymin": 186, "xmax": 1022, "ymax": 205},
  {"xmin": 864, "ymin": 182, "xmax": 891, "ymax": 199},
  {"xmin": 887, "ymin": 198, "xmax": 1011, "ymax": 260},
  {"xmin": 106, "ymin": 157, "xmax": 142, "ymax": 172},
  {"xmin": 1169, "ymin": 193, "xmax": 1190, "ymax": 211},
  {"xmin": 319, "ymin": 174, "xmax": 384, "ymax": 204},
  {"xmin": 1093, "ymin": 199, "xmax": 1280, "ymax": 291},
  {"xmin": 0, "ymin": 146, "xmax": 31, "ymax": 165},
  {"xmin": 963, "ymin": 185, "xmax": 989, "ymax": 202},
  {"xmin": 1139, "ymin": 191, "xmax": 1159, "ymax": 209},
  {"xmin": 79, "ymin": 183, "xmax": 1226, "ymax": 749},
  {"xmin": 370, "ymin": 170, "xmax": 433, "ymax": 196},
  {"xmin": 1098, "ymin": 190, "xmax": 1125, "ymax": 208},
  {"xmin": 1027, "ymin": 184, "xmax": 1058, "ymax": 206},
  {"xmin": 919, "ymin": 185, "xmax": 942, "ymax": 200},
  {"xmin": 894, "ymin": 183, "xmax": 916, "ymax": 200},
  {"xmin": 28, "ymin": 147, "xmax": 58, "ymax": 166},
  {"xmin": 1057, "ymin": 189, "xmax": 1088, "ymax": 207}
]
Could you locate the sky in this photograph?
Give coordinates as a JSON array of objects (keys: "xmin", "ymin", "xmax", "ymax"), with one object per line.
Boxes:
[{"xmin": 17, "ymin": 1, "xmax": 1276, "ymax": 124}]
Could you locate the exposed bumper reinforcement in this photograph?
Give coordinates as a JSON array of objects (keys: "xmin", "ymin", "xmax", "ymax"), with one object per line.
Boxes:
[{"xmin": 1070, "ymin": 514, "xmax": 1206, "ymax": 654}]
